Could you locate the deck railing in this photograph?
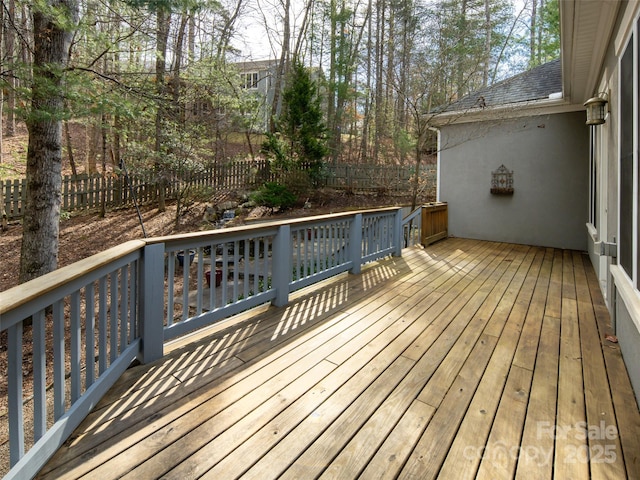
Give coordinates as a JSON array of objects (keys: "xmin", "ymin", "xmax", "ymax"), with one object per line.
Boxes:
[
  {"xmin": 0, "ymin": 204, "xmax": 444, "ymax": 479},
  {"xmin": 421, "ymin": 201, "xmax": 449, "ymax": 246}
]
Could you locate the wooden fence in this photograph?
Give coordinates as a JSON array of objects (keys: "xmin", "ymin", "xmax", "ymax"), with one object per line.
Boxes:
[{"xmin": 1, "ymin": 160, "xmax": 436, "ymax": 220}]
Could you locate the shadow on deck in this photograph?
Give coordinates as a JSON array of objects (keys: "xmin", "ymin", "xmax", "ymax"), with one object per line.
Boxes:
[{"xmin": 37, "ymin": 238, "xmax": 640, "ymax": 479}]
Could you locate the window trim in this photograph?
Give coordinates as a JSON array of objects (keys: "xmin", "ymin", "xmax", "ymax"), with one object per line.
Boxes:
[
  {"xmin": 617, "ymin": 17, "xmax": 639, "ymax": 289},
  {"xmin": 240, "ymin": 72, "xmax": 260, "ymax": 90}
]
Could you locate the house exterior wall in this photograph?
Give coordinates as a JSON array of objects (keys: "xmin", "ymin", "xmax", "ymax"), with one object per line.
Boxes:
[
  {"xmin": 438, "ymin": 111, "xmax": 589, "ymax": 251},
  {"xmin": 587, "ymin": 1, "xmax": 640, "ymax": 406}
]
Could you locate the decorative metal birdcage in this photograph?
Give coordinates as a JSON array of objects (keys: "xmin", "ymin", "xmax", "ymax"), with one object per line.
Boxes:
[{"xmin": 491, "ymin": 164, "xmax": 514, "ymax": 195}]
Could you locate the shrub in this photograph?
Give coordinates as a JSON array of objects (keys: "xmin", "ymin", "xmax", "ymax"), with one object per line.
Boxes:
[{"xmin": 250, "ymin": 182, "xmax": 297, "ymax": 211}]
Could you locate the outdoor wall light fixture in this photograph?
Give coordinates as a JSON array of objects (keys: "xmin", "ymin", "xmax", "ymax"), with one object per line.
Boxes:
[{"xmin": 584, "ymin": 94, "xmax": 609, "ymax": 125}]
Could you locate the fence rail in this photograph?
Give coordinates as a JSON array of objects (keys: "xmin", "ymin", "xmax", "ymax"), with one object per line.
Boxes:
[{"xmin": 1, "ymin": 161, "xmax": 436, "ymax": 220}]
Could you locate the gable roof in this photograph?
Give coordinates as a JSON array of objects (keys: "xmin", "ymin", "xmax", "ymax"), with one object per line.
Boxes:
[
  {"xmin": 233, "ymin": 59, "xmax": 279, "ymax": 73},
  {"xmin": 442, "ymin": 58, "xmax": 562, "ymax": 112}
]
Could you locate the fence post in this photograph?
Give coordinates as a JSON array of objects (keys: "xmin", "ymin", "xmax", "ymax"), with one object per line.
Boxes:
[
  {"xmin": 0, "ymin": 182, "xmax": 6, "ymax": 229},
  {"xmin": 272, "ymin": 224, "xmax": 291, "ymax": 307},
  {"xmin": 18, "ymin": 179, "xmax": 24, "ymax": 217},
  {"xmin": 139, "ymin": 243, "xmax": 165, "ymax": 364},
  {"xmin": 393, "ymin": 208, "xmax": 403, "ymax": 257},
  {"xmin": 349, "ymin": 213, "xmax": 363, "ymax": 274}
]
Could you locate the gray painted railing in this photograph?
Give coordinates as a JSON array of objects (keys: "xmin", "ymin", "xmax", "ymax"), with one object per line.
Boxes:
[{"xmin": 0, "ymin": 206, "xmax": 424, "ymax": 480}]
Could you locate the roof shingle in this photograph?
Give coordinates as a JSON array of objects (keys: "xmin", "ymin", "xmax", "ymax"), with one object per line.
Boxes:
[{"xmin": 441, "ymin": 58, "xmax": 562, "ymax": 112}]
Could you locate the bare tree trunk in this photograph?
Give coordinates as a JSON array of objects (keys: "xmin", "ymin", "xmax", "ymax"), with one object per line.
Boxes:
[
  {"xmin": 64, "ymin": 120, "xmax": 78, "ymax": 175},
  {"xmin": 188, "ymin": 13, "xmax": 195, "ymax": 61},
  {"xmin": 491, "ymin": 1, "xmax": 527, "ymax": 83},
  {"xmin": 172, "ymin": 11, "xmax": 188, "ymax": 125},
  {"xmin": 360, "ymin": 0, "xmax": 373, "ymax": 164},
  {"xmin": 456, "ymin": 0, "xmax": 468, "ymax": 98},
  {"xmin": 530, "ymin": 0, "xmax": 537, "ymax": 65},
  {"xmin": 3, "ymin": 0, "xmax": 16, "ymax": 138},
  {"xmin": 20, "ymin": 0, "xmax": 78, "ymax": 283},
  {"xmin": 373, "ymin": 0, "xmax": 386, "ymax": 165},
  {"xmin": 215, "ymin": 0, "xmax": 243, "ymax": 62},
  {"xmin": 155, "ymin": 8, "xmax": 171, "ymax": 212},
  {"xmin": 326, "ymin": 0, "xmax": 336, "ymax": 141},
  {"xmin": 100, "ymin": 110, "xmax": 107, "ymax": 217},
  {"xmin": 537, "ymin": 0, "xmax": 544, "ymax": 64},
  {"xmin": 86, "ymin": 119, "xmax": 99, "ymax": 173},
  {"xmin": 1, "ymin": 3, "xmax": 4, "ymax": 162},
  {"xmin": 483, "ymin": 0, "xmax": 491, "ymax": 86},
  {"xmin": 269, "ymin": 0, "xmax": 291, "ymax": 134},
  {"xmin": 386, "ymin": 3, "xmax": 396, "ymax": 159},
  {"xmin": 293, "ymin": 0, "xmax": 313, "ymax": 60}
]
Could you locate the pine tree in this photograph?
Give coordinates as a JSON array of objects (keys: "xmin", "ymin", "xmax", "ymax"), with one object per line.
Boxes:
[{"xmin": 263, "ymin": 59, "xmax": 328, "ymax": 187}]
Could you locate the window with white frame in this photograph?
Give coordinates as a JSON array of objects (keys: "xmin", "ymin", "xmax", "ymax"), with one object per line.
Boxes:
[
  {"xmin": 618, "ymin": 17, "xmax": 639, "ymax": 286},
  {"xmin": 240, "ymin": 72, "xmax": 259, "ymax": 89}
]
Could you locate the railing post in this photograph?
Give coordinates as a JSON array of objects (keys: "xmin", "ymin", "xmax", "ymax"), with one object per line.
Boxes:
[
  {"xmin": 349, "ymin": 213, "xmax": 363, "ymax": 274},
  {"xmin": 394, "ymin": 208, "xmax": 403, "ymax": 257},
  {"xmin": 139, "ymin": 243, "xmax": 164, "ymax": 363},
  {"xmin": 272, "ymin": 224, "xmax": 291, "ymax": 307}
]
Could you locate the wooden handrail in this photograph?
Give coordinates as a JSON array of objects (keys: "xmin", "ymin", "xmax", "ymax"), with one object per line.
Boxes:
[{"xmin": 0, "ymin": 240, "xmax": 146, "ymax": 320}]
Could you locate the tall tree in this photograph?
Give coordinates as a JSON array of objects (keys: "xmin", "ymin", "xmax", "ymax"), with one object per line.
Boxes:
[
  {"xmin": 20, "ymin": 0, "xmax": 79, "ymax": 282},
  {"xmin": 268, "ymin": 0, "xmax": 292, "ymax": 133},
  {"xmin": 262, "ymin": 59, "xmax": 327, "ymax": 185},
  {"xmin": 154, "ymin": 5, "xmax": 171, "ymax": 212},
  {"xmin": 2, "ymin": 0, "xmax": 17, "ymax": 138},
  {"xmin": 526, "ymin": 0, "xmax": 559, "ymax": 66}
]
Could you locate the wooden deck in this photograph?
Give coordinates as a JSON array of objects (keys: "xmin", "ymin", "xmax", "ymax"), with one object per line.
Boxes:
[{"xmin": 37, "ymin": 238, "xmax": 640, "ymax": 479}]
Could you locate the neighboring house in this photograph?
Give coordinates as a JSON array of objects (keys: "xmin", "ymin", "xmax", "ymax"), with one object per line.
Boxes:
[
  {"xmin": 234, "ymin": 59, "xmax": 327, "ymax": 132},
  {"xmin": 234, "ymin": 59, "xmax": 280, "ymax": 131},
  {"xmin": 430, "ymin": 1, "xmax": 640, "ymax": 405}
]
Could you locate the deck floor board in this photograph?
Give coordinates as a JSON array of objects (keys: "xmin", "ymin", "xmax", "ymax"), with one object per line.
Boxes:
[{"xmin": 37, "ymin": 238, "xmax": 640, "ymax": 480}]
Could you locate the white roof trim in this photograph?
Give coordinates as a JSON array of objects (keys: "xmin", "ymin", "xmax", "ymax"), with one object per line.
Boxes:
[{"xmin": 427, "ymin": 97, "xmax": 584, "ymax": 127}]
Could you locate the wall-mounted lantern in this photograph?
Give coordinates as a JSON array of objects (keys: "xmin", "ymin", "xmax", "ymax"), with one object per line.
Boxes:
[
  {"xmin": 584, "ymin": 94, "xmax": 608, "ymax": 125},
  {"xmin": 491, "ymin": 164, "xmax": 514, "ymax": 195}
]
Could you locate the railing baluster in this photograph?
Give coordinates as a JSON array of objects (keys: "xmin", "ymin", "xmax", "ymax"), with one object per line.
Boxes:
[
  {"xmin": 33, "ymin": 309, "xmax": 47, "ymax": 441},
  {"xmin": 71, "ymin": 291, "xmax": 81, "ymax": 402},
  {"xmin": 167, "ymin": 252, "xmax": 175, "ymax": 326},
  {"xmin": 222, "ymin": 243, "xmax": 229, "ymax": 305},
  {"xmin": 85, "ymin": 284, "xmax": 95, "ymax": 388},
  {"xmin": 8, "ymin": 321, "xmax": 24, "ymax": 466},
  {"xmin": 209, "ymin": 242, "xmax": 216, "ymax": 310},
  {"xmin": 53, "ymin": 300, "xmax": 65, "ymax": 420},
  {"xmin": 196, "ymin": 247, "xmax": 203, "ymax": 314},
  {"xmin": 98, "ymin": 277, "xmax": 108, "ymax": 374},
  {"xmin": 253, "ymin": 237, "xmax": 259, "ymax": 294},
  {"xmin": 243, "ymin": 239, "xmax": 250, "ymax": 300},
  {"xmin": 181, "ymin": 251, "xmax": 189, "ymax": 321},
  {"xmin": 233, "ymin": 240, "xmax": 239, "ymax": 303},
  {"xmin": 109, "ymin": 272, "xmax": 118, "ymax": 363},
  {"xmin": 130, "ymin": 263, "xmax": 138, "ymax": 341},
  {"xmin": 296, "ymin": 229, "xmax": 302, "ymax": 281},
  {"xmin": 119, "ymin": 266, "xmax": 128, "ymax": 352}
]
